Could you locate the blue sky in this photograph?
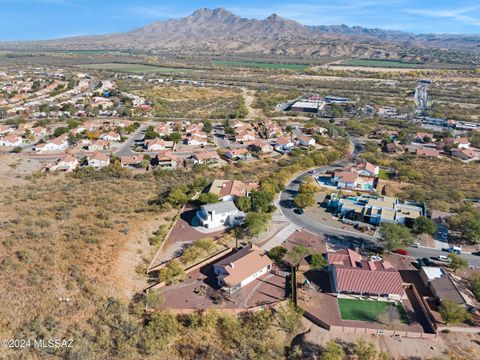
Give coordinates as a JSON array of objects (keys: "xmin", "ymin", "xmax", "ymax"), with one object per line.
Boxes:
[{"xmin": 1, "ymin": 0, "xmax": 480, "ymax": 40}]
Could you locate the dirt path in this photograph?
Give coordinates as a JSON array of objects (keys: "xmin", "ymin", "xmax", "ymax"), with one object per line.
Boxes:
[
  {"xmin": 112, "ymin": 212, "xmax": 174, "ymax": 299},
  {"xmin": 241, "ymin": 88, "xmax": 262, "ymax": 120}
]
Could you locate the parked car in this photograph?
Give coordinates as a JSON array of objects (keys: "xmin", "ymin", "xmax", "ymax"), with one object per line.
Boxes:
[
  {"xmin": 422, "ymin": 257, "xmax": 432, "ymax": 266},
  {"xmin": 437, "ymin": 255, "xmax": 451, "ymax": 262},
  {"xmin": 370, "ymin": 255, "xmax": 382, "ymax": 261},
  {"xmin": 294, "ymin": 208, "xmax": 304, "ymax": 215},
  {"xmin": 394, "ymin": 249, "xmax": 408, "ymax": 256},
  {"xmin": 446, "ymin": 246, "xmax": 462, "ymax": 255},
  {"xmin": 412, "ymin": 241, "xmax": 420, "ymax": 248}
]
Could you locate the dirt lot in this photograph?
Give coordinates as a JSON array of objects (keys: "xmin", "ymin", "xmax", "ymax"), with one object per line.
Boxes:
[{"xmin": 0, "ymin": 153, "xmax": 43, "ymax": 188}]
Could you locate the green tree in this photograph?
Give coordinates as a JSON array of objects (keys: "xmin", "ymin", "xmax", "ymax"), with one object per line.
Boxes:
[
  {"xmin": 448, "ymin": 253, "xmax": 468, "ymax": 272},
  {"xmin": 12, "ymin": 146, "xmax": 23, "ymax": 153},
  {"xmin": 244, "ymin": 212, "xmax": 271, "ymax": 237},
  {"xmin": 202, "ymin": 119, "xmax": 213, "ymax": 134},
  {"xmin": 159, "ymin": 260, "xmax": 185, "ymax": 285},
  {"xmin": 354, "ymin": 339, "xmax": 378, "ymax": 360},
  {"xmin": 439, "ymin": 300, "xmax": 470, "ymax": 325},
  {"xmin": 294, "ymin": 193, "xmax": 315, "ymax": 208},
  {"xmin": 141, "ymin": 310, "xmax": 178, "ymax": 354},
  {"xmin": 167, "ymin": 132, "xmax": 182, "ymax": 142},
  {"xmin": 378, "ymin": 223, "xmax": 413, "ymax": 252},
  {"xmin": 197, "ymin": 192, "xmax": 219, "ymax": 205},
  {"xmin": 275, "ymin": 301, "xmax": 303, "ymax": 333},
  {"xmin": 413, "ymin": 217, "xmax": 436, "ymax": 235},
  {"xmin": 449, "ymin": 206, "xmax": 480, "ymax": 244},
  {"xmin": 321, "ymin": 341, "xmax": 345, "ymax": 360},
  {"xmin": 250, "ymin": 190, "xmax": 274, "ymax": 213},
  {"xmin": 267, "ymin": 246, "xmax": 287, "ymax": 264},
  {"xmin": 144, "ymin": 126, "xmax": 160, "ymax": 140},
  {"xmin": 286, "ymin": 245, "xmax": 310, "ymax": 270},
  {"xmin": 235, "ymin": 196, "xmax": 252, "ymax": 212},
  {"xmin": 310, "ymin": 253, "xmax": 327, "ymax": 270},
  {"xmin": 470, "ymin": 274, "xmax": 480, "ymax": 301},
  {"xmin": 166, "ymin": 187, "xmax": 189, "ymax": 207},
  {"xmin": 53, "ymin": 127, "xmax": 69, "ymax": 137}
]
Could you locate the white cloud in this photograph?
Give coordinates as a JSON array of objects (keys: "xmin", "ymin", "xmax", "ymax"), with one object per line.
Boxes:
[{"xmin": 406, "ymin": 5, "xmax": 480, "ymax": 27}]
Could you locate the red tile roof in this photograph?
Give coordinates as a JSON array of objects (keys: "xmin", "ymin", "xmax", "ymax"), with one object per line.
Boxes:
[{"xmin": 328, "ymin": 249, "xmax": 404, "ymax": 296}]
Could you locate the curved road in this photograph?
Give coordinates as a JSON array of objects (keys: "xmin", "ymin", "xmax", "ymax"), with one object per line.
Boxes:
[{"xmin": 278, "ymin": 137, "xmax": 480, "ymax": 267}]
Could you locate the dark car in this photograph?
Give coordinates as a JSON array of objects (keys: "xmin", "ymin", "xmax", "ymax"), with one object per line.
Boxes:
[
  {"xmin": 422, "ymin": 257, "xmax": 432, "ymax": 266},
  {"xmin": 294, "ymin": 208, "xmax": 304, "ymax": 215}
]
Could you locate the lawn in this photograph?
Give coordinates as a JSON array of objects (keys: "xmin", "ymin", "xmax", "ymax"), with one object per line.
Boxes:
[
  {"xmin": 338, "ymin": 298, "xmax": 409, "ymax": 324},
  {"xmin": 77, "ymin": 63, "xmax": 188, "ymax": 74},
  {"xmin": 378, "ymin": 169, "xmax": 392, "ymax": 180},
  {"xmin": 213, "ymin": 60, "xmax": 308, "ymax": 70},
  {"xmin": 340, "ymin": 59, "xmax": 424, "ymax": 68}
]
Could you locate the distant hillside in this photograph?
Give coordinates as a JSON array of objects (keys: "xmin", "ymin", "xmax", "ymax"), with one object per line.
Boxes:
[{"xmin": 1, "ymin": 8, "xmax": 480, "ymax": 60}]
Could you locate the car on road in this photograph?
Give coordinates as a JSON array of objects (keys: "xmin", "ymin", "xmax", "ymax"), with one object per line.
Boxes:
[
  {"xmin": 393, "ymin": 249, "xmax": 409, "ymax": 256},
  {"xmin": 437, "ymin": 255, "xmax": 451, "ymax": 262},
  {"xmin": 416, "ymin": 257, "xmax": 432, "ymax": 267},
  {"xmin": 293, "ymin": 208, "xmax": 304, "ymax": 215},
  {"xmin": 446, "ymin": 246, "xmax": 462, "ymax": 255},
  {"xmin": 370, "ymin": 255, "xmax": 382, "ymax": 261},
  {"xmin": 412, "ymin": 241, "xmax": 420, "ymax": 248}
]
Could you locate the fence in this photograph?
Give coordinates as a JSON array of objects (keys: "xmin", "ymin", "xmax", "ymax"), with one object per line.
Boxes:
[
  {"xmin": 144, "ymin": 246, "xmax": 232, "ymax": 292},
  {"xmin": 329, "ymin": 326, "xmax": 436, "ymax": 340},
  {"xmin": 146, "ymin": 299, "xmax": 289, "ymax": 315}
]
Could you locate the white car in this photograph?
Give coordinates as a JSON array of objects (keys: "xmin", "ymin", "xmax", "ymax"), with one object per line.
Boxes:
[
  {"xmin": 370, "ymin": 255, "xmax": 382, "ymax": 261},
  {"xmin": 437, "ymin": 255, "xmax": 451, "ymax": 262}
]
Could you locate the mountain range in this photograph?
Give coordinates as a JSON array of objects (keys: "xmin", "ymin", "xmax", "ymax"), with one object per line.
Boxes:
[{"xmin": 2, "ymin": 8, "xmax": 480, "ymax": 59}]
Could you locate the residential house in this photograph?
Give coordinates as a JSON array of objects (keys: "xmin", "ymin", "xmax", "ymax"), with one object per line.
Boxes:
[
  {"xmin": 88, "ymin": 140, "xmax": 110, "ymax": 152},
  {"xmin": 333, "ymin": 171, "xmax": 358, "ymax": 189},
  {"xmin": 47, "ymin": 154, "xmax": 79, "ymax": 172},
  {"xmin": 414, "ymin": 132, "xmax": 434, "ymax": 143},
  {"xmin": 382, "ymin": 142, "xmax": 397, "ymax": 153},
  {"xmin": 101, "ymin": 131, "xmax": 121, "ymax": 142},
  {"xmin": 274, "ymin": 137, "xmax": 294, "ymax": 152},
  {"xmin": 416, "ymin": 148, "xmax": 440, "ymax": 157},
  {"xmin": 152, "ymin": 151, "xmax": 177, "ymax": 169},
  {"xmin": 452, "ymin": 148, "xmax": 478, "ymax": 161},
  {"xmin": 246, "ymin": 140, "xmax": 274, "ymax": 154},
  {"xmin": 191, "ymin": 151, "xmax": 220, "ymax": 164},
  {"xmin": 145, "ymin": 139, "xmax": 166, "ymax": 151},
  {"xmin": 420, "ymin": 267, "xmax": 467, "ymax": 306},
  {"xmin": 87, "ymin": 152, "xmax": 110, "ymax": 168},
  {"xmin": 329, "ymin": 194, "xmax": 423, "ymax": 226},
  {"xmin": 0, "ymin": 134, "xmax": 23, "ymax": 147},
  {"xmin": 196, "ymin": 201, "xmax": 245, "ymax": 229},
  {"xmin": 208, "ymin": 179, "xmax": 258, "ymax": 201},
  {"xmin": 0, "ymin": 125, "xmax": 14, "ymax": 136},
  {"xmin": 224, "ymin": 148, "xmax": 251, "ymax": 161},
  {"xmin": 328, "ymin": 249, "xmax": 404, "ymax": 300},
  {"xmin": 187, "ymin": 134, "xmax": 208, "ymax": 146},
  {"xmin": 455, "ymin": 137, "xmax": 470, "ymax": 149},
  {"xmin": 213, "ymin": 245, "xmax": 273, "ymax": 293},
  {"xmin": 30, "ymin": 127, "xmax": 47, "ymax": 138},
  {"xmin": 356, "ymin": 162, "xmax": 379, "ymax": 177},
  {"xmin": 120, "ymin": 155, "xmax": 144, "ymax": 168},
  {"xmin": 297, "ymin": 135, "xmax": 316, "ymax": 147},
  {"xmin": 235, "ymin": 130, "xmax": 257, "ymax": 143},
  {"xmin": 35, "ymin": 134, "xmax": 69, "ymax": 153}
]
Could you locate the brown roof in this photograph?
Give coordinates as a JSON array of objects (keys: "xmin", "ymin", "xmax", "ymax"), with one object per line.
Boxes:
[
  {"xmin": 328, "ymin": 249, "xmax": 404, "ymax": 296},
  {"xmin": 120, "ymin": 155, "xmax": 144, "ymax": 165},
  {"xmin": 194, "ymin": 151, "xmax": 219, "ymax": 160},
  {"xmin": 210, "ymin": 179, "xmax": 258, "ymax": 198},
  {"xmin": 357, "ymin": 161, "xmax": 377, "ymax": 174},
  {"xmin": 334, "ymin": 171, "xmax": 358, "ymax": 184},
  {"xmin": 430, "ymin": 273, "xmax": 466, "ymax": 305},
  {"xmin": 416, "ymin": 148, "xmax": 440, "ymax": 157},
  {"xmin": 89, "ymin": 152, "xmax": 109, "ymax": 162},
  {"xmin": 215, "ymin": 245, "xmax": 272, "ymax": 287}
]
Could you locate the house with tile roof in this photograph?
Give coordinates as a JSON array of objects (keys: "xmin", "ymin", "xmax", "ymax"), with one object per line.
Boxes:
[
  {"xmin": 208, "ymin": 179, "xmax": 258, "ymax": 201},
  {"xmin": 213, "ymin": 244, "xmax": 273, "ymax": 293},
  {"xmin": 328, "ymin": 249, "xmax": 404, "ymax": 300}
]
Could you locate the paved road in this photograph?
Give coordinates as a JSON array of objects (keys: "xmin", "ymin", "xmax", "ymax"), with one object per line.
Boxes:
[
  {"xmin": 115, "ymin": 125, "xmax": 146, "ymax": 157},
  {"xmin": 278, "ymin": 136, "xmax": 480, "ymax": 267}
]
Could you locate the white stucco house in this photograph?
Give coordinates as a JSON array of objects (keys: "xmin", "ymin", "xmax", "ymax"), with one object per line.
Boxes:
[
  {"xmin": 196, "ymin": 201, "xmax": 245, "ymax": 229},
  {"xmin": 87, "ymin": 152, "xmax": 110, "ymax": 168},
  {"xmin": 0, "ymin": 134, "xmax": 23, "ymax": 147},
  {"xmin": 213, "ymin": 244, "xmax": 273, "ymax": 293}
]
